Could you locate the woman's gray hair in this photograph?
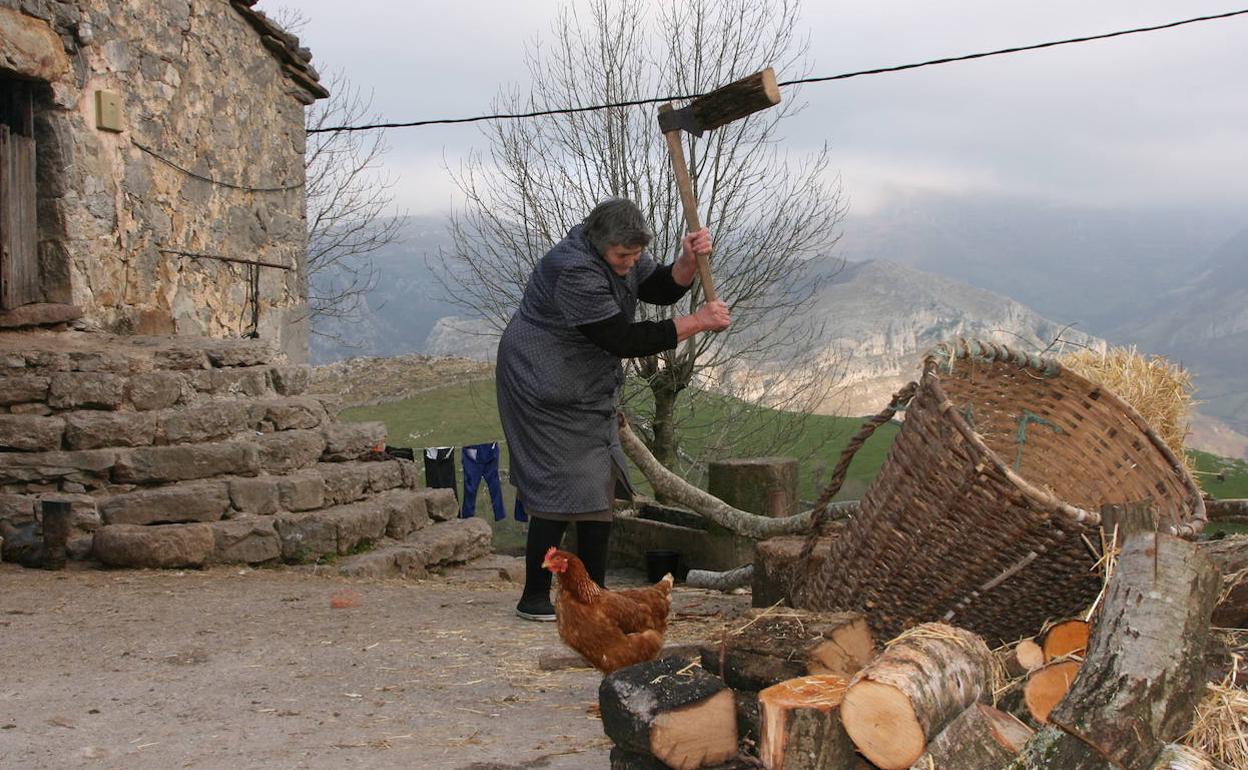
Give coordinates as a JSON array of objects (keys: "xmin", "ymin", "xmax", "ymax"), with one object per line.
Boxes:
[{"xmin": 582, "ymin": 198, "xmax": 652, "ymax": 254}]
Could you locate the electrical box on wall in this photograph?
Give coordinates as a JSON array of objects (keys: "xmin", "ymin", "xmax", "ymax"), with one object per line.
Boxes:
[{"xmin": 95, "ymin": 90, "xmax": 123, "ymax": 132}]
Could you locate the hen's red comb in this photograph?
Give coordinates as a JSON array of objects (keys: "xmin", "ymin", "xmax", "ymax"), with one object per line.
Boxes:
[{"xmin": 544, "ymin": 546, "xmax": 558, "ymax": 558}]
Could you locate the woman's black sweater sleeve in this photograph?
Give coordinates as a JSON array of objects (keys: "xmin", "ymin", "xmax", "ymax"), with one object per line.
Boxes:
[
  {"xmin": 577, "ymin": 313, "xmax": 678, "ymax": 358},
  {"xmin": 637, "ymin": 264, "xmax": 690, "ymax": 305}
]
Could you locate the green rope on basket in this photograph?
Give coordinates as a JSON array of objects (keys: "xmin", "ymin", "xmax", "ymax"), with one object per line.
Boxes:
[{"xmin": 1014, "ymin": 409, "xmax": 1063, "ymax": 470}]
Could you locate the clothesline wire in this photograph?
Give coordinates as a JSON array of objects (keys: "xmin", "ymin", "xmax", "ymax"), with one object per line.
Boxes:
[{"xmin": 307, "ymin": 7, "xmax": 1248, "ymax": 134}]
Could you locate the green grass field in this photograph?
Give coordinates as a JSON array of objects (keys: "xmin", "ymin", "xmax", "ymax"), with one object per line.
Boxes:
[
  {"xmin": 341, "ymin": 377, "xmax": 898, "ymax": 550},
  {"xmin": 342, "ymin": 379, "xmax": 1248, "ymax": 546}
]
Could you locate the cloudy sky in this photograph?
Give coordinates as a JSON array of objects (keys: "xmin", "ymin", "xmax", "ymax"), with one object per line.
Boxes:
[{"xmin": 282, "ymin": 0, "xmax": 1248, "ymax": 218}]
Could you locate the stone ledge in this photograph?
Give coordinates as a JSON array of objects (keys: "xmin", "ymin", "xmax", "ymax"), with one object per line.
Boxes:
[
  {"xmin": 0, "ymin": 414, "xmax": 65, "ymax": 451},
  {"xmin": 0, "ymin": 302, "xmax": 81, "ymax": 329},
  {"xmin": 99, "ymin": 480, "xmax": 230, "ymax": 526},
  {"xmin": 209, "ymin": 517, "xmax": 281, "ymax": 564},
  {"xmin": 335, "ymin": 518, "xmax": 493, "ymax": 578},
  {"xmin": 92, "ymin": 523, "xmax": 215, "ymax": 568}
]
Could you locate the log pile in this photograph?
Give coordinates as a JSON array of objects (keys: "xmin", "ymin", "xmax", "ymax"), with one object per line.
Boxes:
[{"xmin": 594, "ymin": 512, "xmax": 1238, "ymax": 769}]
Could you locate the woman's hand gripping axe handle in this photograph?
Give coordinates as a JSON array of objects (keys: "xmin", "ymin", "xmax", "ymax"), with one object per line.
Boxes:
[{"xmin": 657, "ymin": 67, "xmax": 781, "ymax": 305}]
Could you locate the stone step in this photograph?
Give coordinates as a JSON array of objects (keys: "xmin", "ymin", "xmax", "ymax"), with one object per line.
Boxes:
[{"xmin": 335, "ymin": 518, "xmax": 493, "ymax": 578}]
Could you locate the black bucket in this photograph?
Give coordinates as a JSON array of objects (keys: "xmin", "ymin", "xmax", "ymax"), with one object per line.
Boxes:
[{"xmin": 645, "ymin": 549, "xmax": 681, "ymax": 583}]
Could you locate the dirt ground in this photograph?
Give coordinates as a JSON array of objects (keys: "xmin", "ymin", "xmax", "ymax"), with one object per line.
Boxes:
[{"xmin": 0, "ymin": 558, "xmax": 750, "ymax": 770}]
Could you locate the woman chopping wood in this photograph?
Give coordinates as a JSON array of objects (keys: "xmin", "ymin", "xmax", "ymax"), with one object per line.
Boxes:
[{"xmin": 497, "ymin": 198, "xmax": 731, "ymax": 621}]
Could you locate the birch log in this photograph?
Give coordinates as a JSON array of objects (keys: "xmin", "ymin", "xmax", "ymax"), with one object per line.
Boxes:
[
  {"xmin": 907, "ymin": 703, "xmax": 1033, "ymax": 770},
  {"xmin": 840, "ymin": 623, "xmax": 995, "ymax": 770}
]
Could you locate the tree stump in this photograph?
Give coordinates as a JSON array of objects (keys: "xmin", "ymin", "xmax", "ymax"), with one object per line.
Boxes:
[
  {"xmin": 753, "ymin": 533, "xmax": 837, "ymax": 608},
  {"xmin": 708, "ymin": 457, "xmax": 799, "ymax": 517},
  {"xmin": 907, "ymin": 703, "xmax": 1032, "ymax": 770},
  {"xmin": 1046, "ymin": 530, "xmax": 1220, "ymax": 769},
  {"xmin": 700, "ymin": 610, "xmax": 874, "ymax": 691},
  {"xmin": 599, "ymin": 657, "xmax": 739, "ymax": 770},
  {"xmin": 758, "ymin": 675, "xmax": 855, "ymax": 770},
  {"xmin": 840, "ymin": 623, "xmax": 995, "ymax": 770}
]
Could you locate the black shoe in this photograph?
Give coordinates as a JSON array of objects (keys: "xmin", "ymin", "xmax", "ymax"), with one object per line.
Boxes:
[{"xmin": 515, "ymin": 595, "xmax": 556, "ymax": 622}]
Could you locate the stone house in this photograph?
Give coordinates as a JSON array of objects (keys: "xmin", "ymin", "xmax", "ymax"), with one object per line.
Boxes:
[
  {"xmin": 2, "ymin": 0, "xmax": 319, "ymax": 355},
  {"xmin": 0, "ymin": 1, "xmax": 492, "ymax": 571}
]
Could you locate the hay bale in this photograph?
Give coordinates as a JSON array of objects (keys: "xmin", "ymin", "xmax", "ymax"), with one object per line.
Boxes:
[{"xmin": 1060, "ymin": 346, "xmax": 1197, "ymax": 482}]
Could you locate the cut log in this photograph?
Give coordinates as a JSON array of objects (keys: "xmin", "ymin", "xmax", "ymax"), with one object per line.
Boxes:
[
  {"xmin": 1040, "ymin": 619, "xmax": 1090, "ymax": 661},
  {"xmin": 753, "ymin": 534, "xmax": 836, "ymax": 608},
  {"xmin": 840, "ymin": 622, "xmax": 995, "ymax": 770},
  {"xmin": 609, "ymin": 745, "xmax": 754, "ymax": 770},
  {"xmin": 599, "ymin": 657, "xmax": 739, "ymax": 770},
  {"xmin": 1023, "ymin": 660, "xmax": 1081, "ymax": 724},
  {"xmin": 700, "ymin": 610, "xmax": 875, "ymax": 691},
  {"xmin": 907, "ymin": 702, "xmax": 1033, "ymax": 770},
  {"xmin": 1046, "ymin": 530, "xmax": 1221, "ymax": 770},
  {"xmin": 1148, "ymin": 744, "xmax": 1221, "ymax": 770},
  {"xmin": 758, "ymin": 675, "xmax": 855, "ymax": 770},
  {"xmin": 997, "ymin": 638, "xmax": 1045, "ymax": 679},
  {"xmin": 1211, "ymin": 576, "xmax": 1248, "ymax": 629},
  {"xmin": 1197, "ymin": 534, "xmax": 1248, "ymax": 575}
]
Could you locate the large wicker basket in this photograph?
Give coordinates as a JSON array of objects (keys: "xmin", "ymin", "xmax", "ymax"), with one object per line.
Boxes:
[{"xmin": 799, "ymin": 338, "xmax": 1206, "ymax": 644}]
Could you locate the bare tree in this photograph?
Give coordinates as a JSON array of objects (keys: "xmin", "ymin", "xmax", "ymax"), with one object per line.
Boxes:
[
  {"xmin": 304, "ymin": 75, "xmax": 405, "ymax": 334},
  {"xmin": 272, "ymin": 6, "xmax": 404, "ymax": 335},
  {"xmin": 437, "ymin": 0, "xmax": 847, "ymax": 471}
]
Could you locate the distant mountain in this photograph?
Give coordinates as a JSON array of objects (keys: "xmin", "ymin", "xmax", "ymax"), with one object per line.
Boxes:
[
  {"xmin": 838, "ymin": 192, "xmax": 1236, "ymax": 335},
  {"xmin": 1111, "ymin": 226, "xmax": 1248, "ymax": 434},
  {"xmin": 728, "ymin": 258, "xmax": 1106, "ymax": 417},
  {"xmin": 309, "ymin": 215, "xmax": 465, "ymax": 364}
]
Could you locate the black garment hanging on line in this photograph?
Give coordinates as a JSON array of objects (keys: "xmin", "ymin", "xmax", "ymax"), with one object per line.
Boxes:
[{"xmin": 423, "ymin": 447, "xmax": 458, "ymax": 500}]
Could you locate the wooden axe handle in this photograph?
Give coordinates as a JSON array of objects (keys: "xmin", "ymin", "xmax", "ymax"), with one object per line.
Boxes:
[{"xmin": 660, "ymin": 108, "xmax": 717, "ymax": 304}]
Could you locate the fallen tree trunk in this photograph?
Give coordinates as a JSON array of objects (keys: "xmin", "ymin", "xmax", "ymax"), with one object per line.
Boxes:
[
  {"xmin": 1205, "ymin": 498, "xmax": 1248, "ymax": 524},
  {"xmin": 841, "ymin": 623, "xmax": 995, "ymax": 770},
  {"xmin": 908, "ymin": 702, "xmax": 1033, "ymax": 770},
  {"xmin": 758, "ymin": 675, "xmax": 856, "ymax": 770},
  {"xmin": 599, "ymin": 657, "xmax": 738, "ymax": 770},
  {"xmin": 619, "ymin": 420, "xmax": 858, "ymax": 538}
]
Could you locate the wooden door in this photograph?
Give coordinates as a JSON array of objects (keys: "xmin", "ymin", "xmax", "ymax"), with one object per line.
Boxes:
[{"xmin": 0, "ymin": 83, "xmax": 39, "ymax": 310}]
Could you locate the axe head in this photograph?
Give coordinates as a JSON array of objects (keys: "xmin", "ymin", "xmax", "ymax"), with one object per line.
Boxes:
[{"xmin": 658, "ymin": 67, "xmax": 781, "ymax": 136}]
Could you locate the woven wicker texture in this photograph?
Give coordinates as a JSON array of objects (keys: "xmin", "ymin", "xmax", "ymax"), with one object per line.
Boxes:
[{"xmin": 797, "ymin": 338, "xmax": 1206, "ymax": 645}]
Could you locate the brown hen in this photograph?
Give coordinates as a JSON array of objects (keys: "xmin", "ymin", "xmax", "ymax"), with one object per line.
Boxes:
[{"xmin": 542, "ymin": 546, "xmax": 673, "ymax": 674}]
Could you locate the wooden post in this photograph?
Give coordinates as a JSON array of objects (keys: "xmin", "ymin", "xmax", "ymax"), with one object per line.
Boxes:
[
  {"xmin": 708, "ymin": 458, "xmax": 800, "ymax": 517},
  {"xmin": 700, "ymin": 610, "xmax": 874, "ymax": 692}
]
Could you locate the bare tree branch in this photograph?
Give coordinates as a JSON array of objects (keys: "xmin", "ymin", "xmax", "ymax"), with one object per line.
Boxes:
[{"xmin": 433, "ymin": 0, "xmax": 847, "ymax": 473}]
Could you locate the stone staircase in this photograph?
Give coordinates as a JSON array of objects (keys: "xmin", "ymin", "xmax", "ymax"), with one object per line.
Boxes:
[{"xmin": 0, "ymin": 330, "xmax": 491, "ymax": 572}]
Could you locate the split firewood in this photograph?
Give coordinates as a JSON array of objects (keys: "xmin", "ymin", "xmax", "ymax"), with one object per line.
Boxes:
[
  {"xmin": 840, "ymin": 623, "xmax": 995, "ymax": 770},
  {"xmin": 700, "ymin": 610, "xmax": 875, "ymax": 692},
  {"xmin": 1199, "ymin": 534, "xmax": 1248, "ymax": 574},
  {"xmin": 1040, "ymin": 618, "xmax": 1090, "ymax": 661},
  {"xmin": 599, "ymin": 657, "xmax": 739, "ymax": 770},
  {"xmin": 758, "ymin": 675, "xmax": 855, "ymax": 770},
  {"xmin": 1021, "ymin": 660, "xmax": 1081, "ymax": 724},
  {"xmin": 996, "ymin": 638, "xmax": 1045, "ymax": 679},
  {"xmin": 907, "ymin": 702, "xmax": 1033, "ymax": 770}
]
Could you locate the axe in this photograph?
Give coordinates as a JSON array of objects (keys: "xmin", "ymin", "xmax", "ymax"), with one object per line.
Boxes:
[{"xmin": 657, "ymin": 67, "xmax": 781, "ymax": 304}]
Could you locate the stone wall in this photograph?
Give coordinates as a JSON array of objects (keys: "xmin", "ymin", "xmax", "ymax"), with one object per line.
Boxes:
[
  {"xmin": 0, "ymin": 330, "xmax": 492, "ymax": 572},
  {"xmin": 0, "ymin": 0, "xmax": 320, "ymax": 361}
]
